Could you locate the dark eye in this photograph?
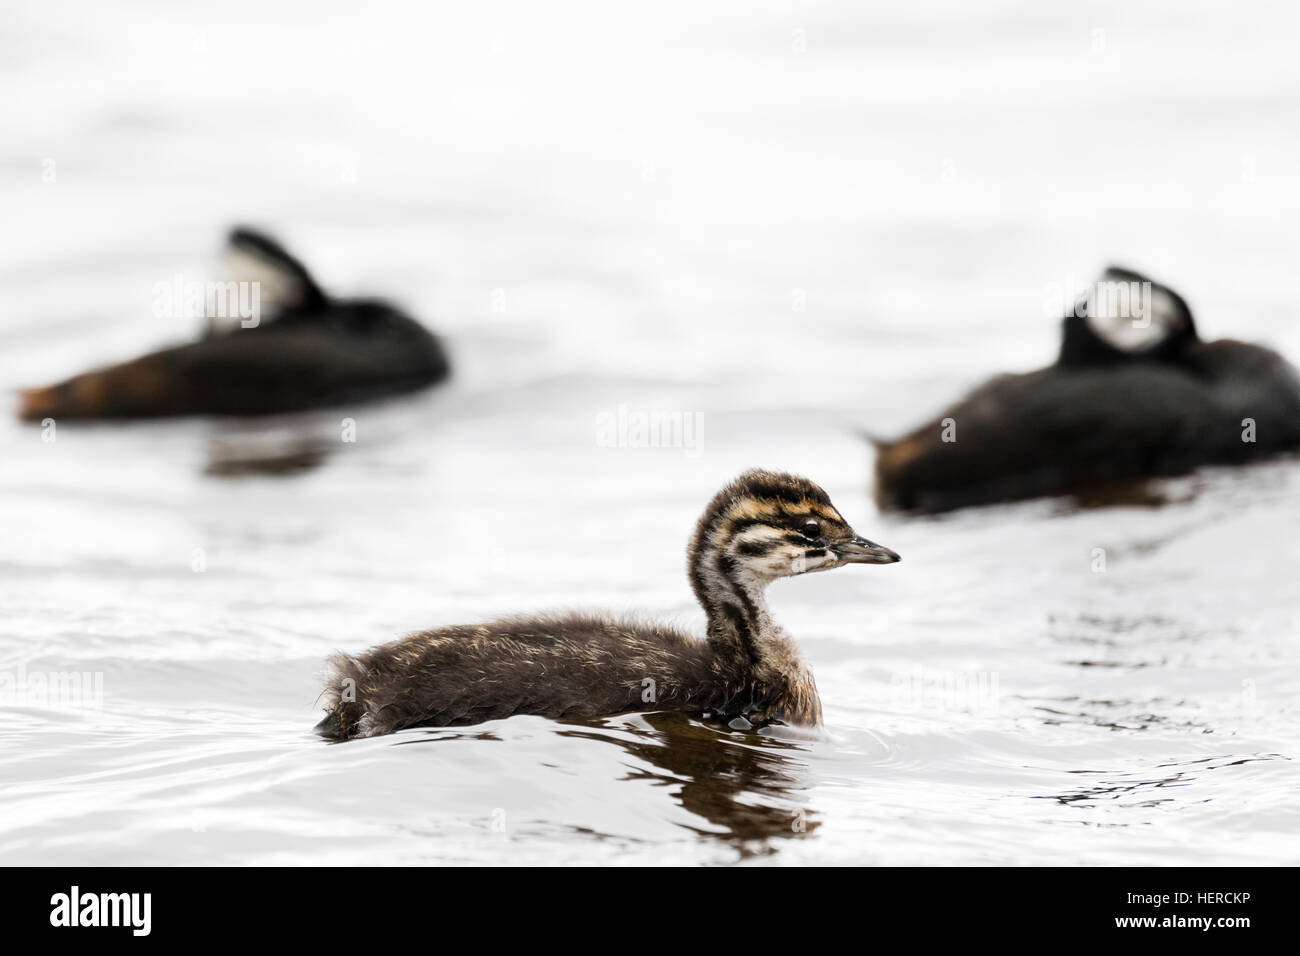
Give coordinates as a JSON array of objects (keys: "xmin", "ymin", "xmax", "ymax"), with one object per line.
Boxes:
[{"xmin": 801, "ymin": 519, "xmax": 821, "ymax": 541}]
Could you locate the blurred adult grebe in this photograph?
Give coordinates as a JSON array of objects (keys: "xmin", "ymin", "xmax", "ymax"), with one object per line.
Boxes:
[
  {"xmin": 17, "ymin": 228, "xmax": 449, "ymax": 420},
  {"xmin": 874, "ymin": 267, "xmax": 1300, "ymax": 514},
  {"xmin": 317, "ymin": 470, "xmax": 900, "ymax": 740}
]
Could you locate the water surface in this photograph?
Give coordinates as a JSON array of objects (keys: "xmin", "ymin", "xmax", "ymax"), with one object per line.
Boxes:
[{"xmin": 2, "ymin": 0, "xmax": 1298, "ymax": 865}]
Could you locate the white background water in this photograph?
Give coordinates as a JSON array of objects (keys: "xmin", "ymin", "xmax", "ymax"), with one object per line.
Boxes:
[{"xmin": 1, "ymin": 0, "xmax": 1298, "ymax": 865}]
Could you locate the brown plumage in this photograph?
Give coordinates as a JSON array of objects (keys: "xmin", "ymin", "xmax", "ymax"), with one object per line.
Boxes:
[
  {"xmin": 317, "ymin": 470, "xmax": 900, "ymax": 740},
  {"xmin": 17, "ymin": 227, "xmax": 449, "ymax": 421}
]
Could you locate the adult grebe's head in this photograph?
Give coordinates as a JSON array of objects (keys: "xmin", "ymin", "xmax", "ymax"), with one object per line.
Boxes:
[
  {"xmin": 205, "ymin": 227, "xmax": 329, "ymax": 336},
  {"xmin": 212, "ymin": 227, "xmax": 443, "ymax": 349},
  {"xmin": 1058, "ymin": 266, "xmax": 1198, "ymax": 367},
  {"xmin": 689, "ymin": 470, "xmax": 898, "ymax": 605}
]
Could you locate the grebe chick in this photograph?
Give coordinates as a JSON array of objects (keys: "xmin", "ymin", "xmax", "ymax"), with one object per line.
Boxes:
[
  {"xmin": 874, "ymin": 266, "xmax": 1300, "ymax": 513},
  {"xmin": 317, "ymin": 470, "xmax": 900, "ymax": 740},
  {"xmin": 17, "ymin": 227, "xmax": 449, "ymax": 421}
]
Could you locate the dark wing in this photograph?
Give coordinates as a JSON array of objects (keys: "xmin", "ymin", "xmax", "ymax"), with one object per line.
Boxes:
[
  {"xmin": 1183, "ymin": 339, "xmax": 1300, "ymax": 453},
  {"xmin": 19, "ymin": 321, "xmax": 446, "ymax": 420},
  {"xmin": 874, "ymin": 365, "xmax": 1224, "ymax": 512}
]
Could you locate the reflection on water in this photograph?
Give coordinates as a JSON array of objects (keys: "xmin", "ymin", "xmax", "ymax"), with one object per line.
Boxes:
[
  {"xmin": 561, "ymin": 713, "xmax": 819, "ymax": 850},
  {"xmin": 205, "ymin": 431, "xmax": 334, "ymax": 477},
  {"xmin": 1024, "ymin": 696, "xmax": 1209, "ymax": 732},
  {"xmin": 395, "ymin": 711, "xmax": 819, "ymax": 854},
  {"xmin": 1060, "ymin": 479, "xmax": 1176, "ymax": 511},
  {"xmin": 1038, "ymin": 754, "xmax": 1290, "ymax": 813}
]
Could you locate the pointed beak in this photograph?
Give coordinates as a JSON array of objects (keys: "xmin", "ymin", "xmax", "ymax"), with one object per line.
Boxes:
[{"xmin": 832, "ymin": 536, "xmax": 901, "ymax": 565}]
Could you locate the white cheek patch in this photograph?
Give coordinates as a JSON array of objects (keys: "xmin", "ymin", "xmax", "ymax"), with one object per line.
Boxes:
[
  {"xmin": 217, "ymin": 247, "xmax": 306, "ymax": 328},
  {"xmin": 764, "ymin": 550, "xmax": 806, "ymax": 576},
  {"xmin": 804, "ymin": 550, "xmax": 839, "ymax": 571},
  {"xmin": 1085, "ymin": 281, "xmax": 1178, "ymax": 353},
  {"xmin": 788, "ymin": 552, "xmax": 835, "ymax": 575},
  {"xmin": 730, "ymin": 526, "xmax": 801, "ymax": 577},
  {"xmin": 731, "ymin": 526, "xmax": 787, "ymax": 549}
]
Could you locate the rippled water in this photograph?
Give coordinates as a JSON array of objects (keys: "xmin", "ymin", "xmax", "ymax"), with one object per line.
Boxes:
[{"xmin": 2, "ymin": 0, "xmax": 1299, "ymax": 865}]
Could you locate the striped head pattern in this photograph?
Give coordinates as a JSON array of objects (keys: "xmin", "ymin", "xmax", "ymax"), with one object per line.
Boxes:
[{"xmin": 688, "ymin": 470, "xmax": 899, "ymax": 611}]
